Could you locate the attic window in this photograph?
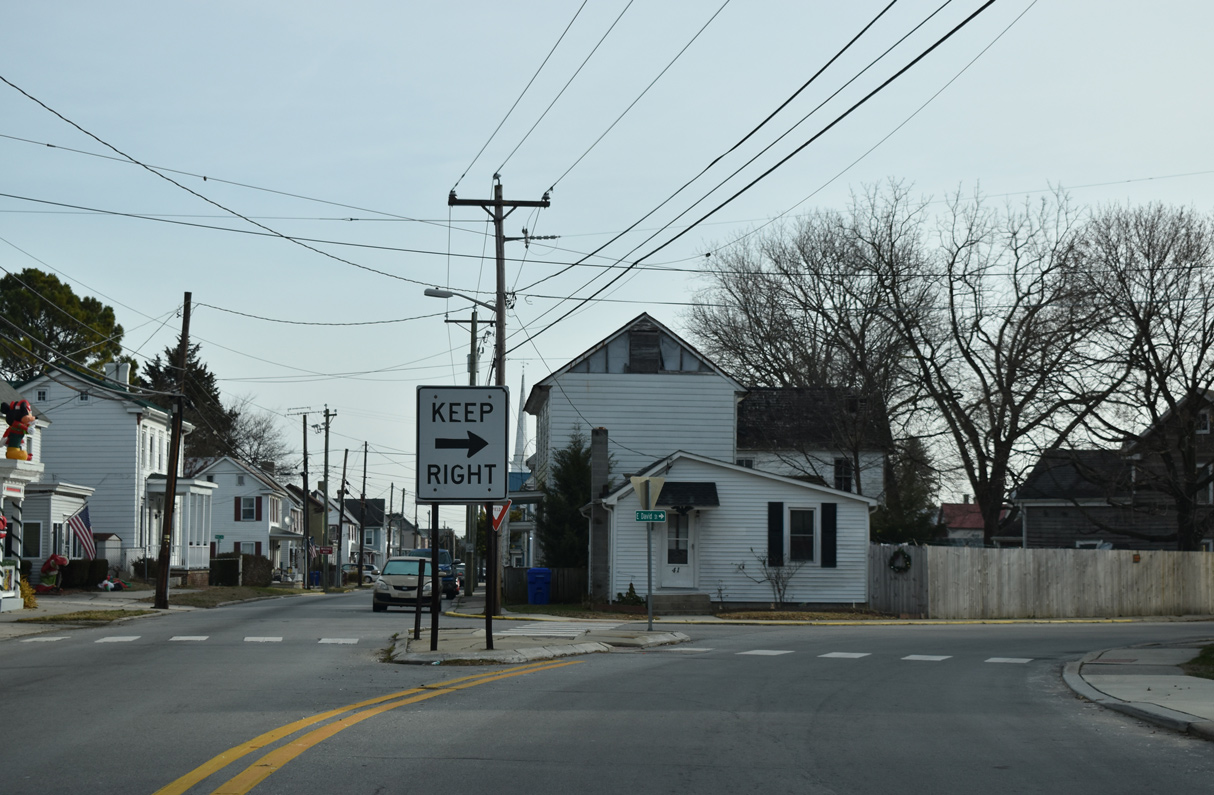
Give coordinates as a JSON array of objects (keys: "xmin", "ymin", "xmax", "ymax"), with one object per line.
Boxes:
[
  {"xmin": 846, "ymin": 395, "xmax": 867, "ymax": 414},
  {"xmin": 79, "ymin": 391, "xmax": 89, "ymax": 402},
  {"xmin": 629, "ymin": 329, "xmax": 660, "ymax": 373},
  {"xmin": 37, "ymin": 389, "xmax": 47, "ymax": 402}
]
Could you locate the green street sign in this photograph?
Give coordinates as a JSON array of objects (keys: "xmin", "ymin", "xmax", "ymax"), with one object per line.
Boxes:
[
  {"xmin": 635, "ymin": 510, "xmax": 666, "ymax": 522},
  {"xmin": 215, "ymin": 535, "xmax": 224, "ymax": 541}
]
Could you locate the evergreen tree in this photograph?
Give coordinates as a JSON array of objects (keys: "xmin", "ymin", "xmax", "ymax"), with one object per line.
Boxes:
[
  {"xmin": 140, "ymin": 336, "xmax": 237, "ymax": 459},
  {"xmin": 0, "ymin": 268, "xmax": 125, "ymax": 381},
  {"xmin": 534, "ymin": 431, "xmax": 593, "ymax": 568}
]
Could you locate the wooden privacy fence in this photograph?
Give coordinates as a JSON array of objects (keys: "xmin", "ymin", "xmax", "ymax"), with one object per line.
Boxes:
[
  {"xmin": 869, "ymin": 544, "xmax": 1214, "ymax": 619},
  {"xmin": 503, "ymin": 567, "xmax": 588, "ymax": 604}
]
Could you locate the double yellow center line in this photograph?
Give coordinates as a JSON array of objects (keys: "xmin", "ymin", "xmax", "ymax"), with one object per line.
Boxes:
[{"xmin": 152, "ymin": 659, "xmax": 581, "ymax": 795}]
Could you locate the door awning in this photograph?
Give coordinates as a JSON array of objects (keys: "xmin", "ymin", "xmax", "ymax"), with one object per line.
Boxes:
[{"xmin": 655, "ymin": 481, "xmax": 719, "ymax": 510}]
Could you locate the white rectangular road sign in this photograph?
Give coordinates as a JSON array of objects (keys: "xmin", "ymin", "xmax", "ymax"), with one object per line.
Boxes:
[{"xmin": 416, "ymin": 385, "xmax": 509, "ymax": 503}]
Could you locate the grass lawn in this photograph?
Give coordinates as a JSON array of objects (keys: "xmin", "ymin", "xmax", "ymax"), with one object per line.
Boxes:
[
  {"xmin": 1181, "ymin": 645, "xmax": 1214, "ymax": 680},
  {"xmin": 140, "ymin": 585, "xmax": 309, "ymax": 608},
  {"xmin": 17, "ymin": 609, "xmax": 157, "ymax": 623},
  {"xmin": 720, "ymin": 609, "xmax": 893, "ymax": 621}
]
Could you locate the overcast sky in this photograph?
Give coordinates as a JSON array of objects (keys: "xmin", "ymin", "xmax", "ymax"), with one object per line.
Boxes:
[{"xmin": 4, "ymin": 1, "xmax": 1213, "ymax": 531}]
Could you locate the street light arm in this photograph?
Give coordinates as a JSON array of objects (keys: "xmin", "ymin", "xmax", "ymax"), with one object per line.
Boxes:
[{"xmin": 424, "ymin": 287, "xmax": 495, "ymax": 313}]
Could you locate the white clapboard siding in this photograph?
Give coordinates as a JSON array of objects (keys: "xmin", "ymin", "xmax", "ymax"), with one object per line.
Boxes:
[
  {"xmin": 30, "ymin": 375, "xmax": 150, "ymax": 555},
  {"xmin": 545, "ymin": 373, "xmax": 738, "ymax": 480},
  {"xmin": 741, "ymin": 450, "xmax": 886, "ymax": 501},
  {"xmin": 609, "ymin": 455, "xmax": 870, "ymax": 604}
]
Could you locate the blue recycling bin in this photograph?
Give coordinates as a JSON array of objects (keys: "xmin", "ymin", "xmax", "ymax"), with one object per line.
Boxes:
[
  {"xmin": 527, "ymin": 567, "xmax": 551, "ymax": 605},
  {"xmin": 310, "ymin": 570, "xmax": 321, "ymax": 587}
]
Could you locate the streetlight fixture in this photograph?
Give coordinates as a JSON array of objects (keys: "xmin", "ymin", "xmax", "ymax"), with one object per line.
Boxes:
[{"xmin": 424, "ymin": 287, "xmax": 495, "ymax": 313}]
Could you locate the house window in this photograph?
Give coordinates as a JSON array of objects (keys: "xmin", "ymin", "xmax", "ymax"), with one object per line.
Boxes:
[
  {"xmin": 1198, "ymin": 410, "xmax": 1210, "ymax": 434},
  {"xmin": 79, "ymin": 391, "xmax": 89, "ymax": 402},
  {"xmin": 206, "ymin": 475, "xmax": 214, "ymax": 483},
  {"xmin": 1202, "ymin": 539, "xmax": 1214, "ymax": 552},
  {"xmin": 52, "ymin": 523, "xmax": 63, "ymax": 556},
  {"xmin": 789, "ymin": 508, "xmax": 815, "ymax": 562},
  {"xmin": 270, "ymin": 498, "xmax": 281, "ymax": 524},
  {"xmin": 237, "ymin": 475, "xmax": 245, "ymax": 486},
  {"xmin": 834, "ymin": 458, "xmax": 853, "ymax": 492},
  {"xmin": 240, "ymin": 542, "xmax": 255, "ymax": 555},
  {"xmin": 364, "ymin": 530, "xmax": 374, "ymax": 547},
  {"xmin": 736, "ymin": 458, "xmax": 755, "ymax": 469},
  {"xmin": 36, "ymin": 389, "xmax": 47, "ymax": 402},
  {"xmin": 240, "ymin": 497, "xmax": 257, "ymax": 521},
  {"xmin": 1075, "ymin": 540, "xmax": 1103, "ymax": 549},
  {"xmin": 628, "ymin": 329, "xmax": 661, "ymax": 373},
  {"xmin": 158, "ymin": 433, "xmax": 164, "ymax": 470},
  {"xmin": 25, "ymin": 521, "xmax": 42, "ymax": 559}
]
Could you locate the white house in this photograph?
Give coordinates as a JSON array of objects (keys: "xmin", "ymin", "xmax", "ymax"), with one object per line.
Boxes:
[
  {"xmin": 191, "ymin": 456, "xmax": 302, "ymax": 570},
  {"xmin": 601, "ymin": 451, "xmax": 874, "ymax": 608},
  {"xmin": 18, "ymin": 363, "xmax": 217, "ymax": 581},
  {"xmin": 524, "ymin": 314, "xmax": 745, "ymax": 485}
]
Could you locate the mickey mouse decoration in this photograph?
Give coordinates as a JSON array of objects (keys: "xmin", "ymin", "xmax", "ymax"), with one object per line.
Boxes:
[{"xmin": 1, "ymin": 400, "xmax": 35, "ymax": 460}]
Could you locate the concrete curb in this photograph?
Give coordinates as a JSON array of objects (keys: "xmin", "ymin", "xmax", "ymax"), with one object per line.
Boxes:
[
  {"xmin": 1063, "ymin": 648, "xmax": 1214, "ymax": 742},
  {"xmin": 442, "ymin": 610, "xmax": 1177, "ymax": 627},
  {"xmin": 391, "ymin": 631, "xmax": 691, "ymax": 665}
]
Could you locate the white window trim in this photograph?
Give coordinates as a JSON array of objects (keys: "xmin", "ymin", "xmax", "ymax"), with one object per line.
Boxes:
[
  {"xmin": 786, "ymin": 505, "xmax": 819, "ymax": 565},
  {"xmin": 1198, "ymin": 409, "xmax": 1211, "ymax": 434},
  {"xmin": 1075, "ymin": 540, "xmax": 1102, "ymax": 549},
  {"xmin": 240, "ymin": 496, "xmax": 256, "ymax": 522}
]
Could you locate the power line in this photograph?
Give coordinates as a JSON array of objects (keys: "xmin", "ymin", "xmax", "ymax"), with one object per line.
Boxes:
[
  {"xmin": 508, "ymin": 0, "xmax": 999, "ymax": 353},
  {"xmin": 496, "ymin": 0, "xmax": 633, "ymax": 176},
  {"xmin": 450, "ymin": 1, "xmax": 588, "ymax": 191}
]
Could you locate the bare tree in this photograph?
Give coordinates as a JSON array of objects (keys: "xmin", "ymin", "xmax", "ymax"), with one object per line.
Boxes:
[
  {"xmin": 230, "ymin": 396, "xmax": 295, "ymax": 475},
  {"xmin": 736, "ymin": 548, "xmax": 806, "ymax": 608},
  {"xmin": 872, "ymin": 190, "xmax": 1125, "ymax": 542},
  {"xmin": 1078, "ymin": 205, "xmax": 1214, "ymax": 550}
]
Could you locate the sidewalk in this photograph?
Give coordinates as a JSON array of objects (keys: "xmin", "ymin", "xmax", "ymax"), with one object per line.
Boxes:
[
  {"xmin": 0, "ymin": 587, "xmax": 195, "ymax": 641},
  {"xmin": 388, "ymin": 591, "xmax": 690, "ymax": 664},
  {"xmin": 1063, "ymin": 644, "xmax": 1214, "ymax": 741}
]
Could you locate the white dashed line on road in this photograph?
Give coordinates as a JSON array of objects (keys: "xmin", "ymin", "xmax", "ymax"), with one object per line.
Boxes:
[
  {"xmin": 819, "ymin": 652, "xmax": 871, "ymax": 659},
  {"xmin": 244, "ymin": 637, "xmax": 283, "ymax": 643},
  {"xmin": 96, "ymin": 636, "xmax": 140, "ymax": 643},
  {"xmin": 21, "ymin": 636, "xmax": 68, "ymax": 642},
  {"xmin": 986, "ymin": 657, "xmax": 1033, "ymax": 664},
  {"xmin": 318, "ymin": 638, "xmax": 359, "ymax": 644},
  {"xmin": 170, "ymin": 636, "xmax": 209, "ymax": 642},
  {"xmin": 737, "ymin": 649, "xmax": 795, "ymax": 656},
  {"xmin": 903, "ymin": 655, "xmax": 952, "ymax": 661}
]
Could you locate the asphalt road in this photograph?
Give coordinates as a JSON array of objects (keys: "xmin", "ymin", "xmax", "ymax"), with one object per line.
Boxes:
[{"xmin": 4, "ymin": 592, "xmax": 1213, "ymax": 795}]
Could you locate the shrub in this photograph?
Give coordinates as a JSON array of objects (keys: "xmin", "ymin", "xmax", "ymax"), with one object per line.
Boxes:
[
  {"xmin": 209, "ymin": 557, "xmax": 240, "ymax": 586},
  {"xmin": 61, "ymin": 559, "xmax": 89, "ymax": 588},
  {"xmin": 130, "ymin": 557, "xmax": 160, "ymax": 583},
  {"xmin": 615, "ymin": 582, "xmax": 645, "ymax": 606}
]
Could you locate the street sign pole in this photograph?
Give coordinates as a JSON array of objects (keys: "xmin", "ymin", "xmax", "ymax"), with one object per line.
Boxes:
[
  {"xmin": 628, "ymin": 475, "xmax": 664, "ymax": 633},
  {"xmin": 645, "ymin": 481, "xmax": 653, "ymax": 632}
]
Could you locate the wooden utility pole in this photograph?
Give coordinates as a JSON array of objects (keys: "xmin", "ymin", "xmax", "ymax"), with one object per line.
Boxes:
[
  {"xmin": 321, "ymin": 405, "xmax": 335, "ymax": 587},
  {"xmin": 448, "ymin": 179, "xmax": 548, "ymax": 619},
  {"xmin": 358, "ymin": 441, "xmax": 367, "ymax": 584},
  {"xmin": 300, "ymin": 413, "xmax": 310, "ymax": 588},
  {"xmin": 338, "ymin": 449, "xmax": 349, "ymax": 583},
  {"xmin": 154, "ymin": 292, "xmax": 191, "ymax": 610}
]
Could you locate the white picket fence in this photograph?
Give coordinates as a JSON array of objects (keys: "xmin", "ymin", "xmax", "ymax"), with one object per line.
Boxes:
[{"xmin": 868, "ymin": 544, "xmax": 1214, "ymax": 619}]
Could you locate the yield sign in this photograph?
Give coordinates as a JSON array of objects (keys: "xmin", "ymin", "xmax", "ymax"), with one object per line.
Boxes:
[{"xmin": 491, "ymin": 499, "xmax": 513, "ymax": 532}]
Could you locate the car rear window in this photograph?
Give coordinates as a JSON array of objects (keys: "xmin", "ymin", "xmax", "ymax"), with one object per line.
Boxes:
[
  {"xmin": 382, "ymin": 560, "xmax": 423, "ymax": 575},
  {"xmin": 402, "ymin": 549, "xmax": 452, "ymax": 565}
]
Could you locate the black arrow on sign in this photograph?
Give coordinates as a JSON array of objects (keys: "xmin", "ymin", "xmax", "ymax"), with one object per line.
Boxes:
[{"xmin": 435, "ymin": 431, "xmax": 489, "ymax": 458}]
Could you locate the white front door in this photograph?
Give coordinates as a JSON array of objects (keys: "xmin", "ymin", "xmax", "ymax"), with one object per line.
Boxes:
[{"xmin": 661, "ymin": 513, "xmax": 694, "ymax": 588}]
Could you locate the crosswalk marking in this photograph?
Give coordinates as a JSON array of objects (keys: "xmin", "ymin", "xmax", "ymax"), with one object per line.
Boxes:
[
  {"xmin": 903, "ymin": 655, "xmax": 952, "ymax": 661},
  {"xmin": 820, "ymin": 652, "xmax": 871, "ymax": 659},
  {"xmin": 244, "ymin": 637, "xmax": 283, "ymax": 643},
  {"xmin": 986, "ymin": 657, "xmax": 1033, "ymax": 664},
  {"xmin": 737, "ymin": 649, "xmax": 794, "ymax": 656},
  {"xmin": 319, "ymin": 638, "xmax": 359, "ymax": 644},
  {"xmin": 21, "ymin": 636, "xmax": 68, "ymax": 642},
  {"xmin": 170, "ymin": 636, "xmax": 209, "ymax": 642},
  {"xmin": 96, "ymin": 636, "xmax": 140, "ymax": 643}
]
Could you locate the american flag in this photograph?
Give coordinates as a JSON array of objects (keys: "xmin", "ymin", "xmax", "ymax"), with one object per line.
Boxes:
[
  {"xmin": 68, "ymin": 505, "xmax": 96, "ymax": 559},
  {"xmin": 307, "ymin": 534, "xmax": 317, "ymax": 561}
]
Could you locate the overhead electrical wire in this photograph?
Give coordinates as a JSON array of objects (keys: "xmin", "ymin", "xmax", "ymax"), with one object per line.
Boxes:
[
  {"xmin": 547, "ymin": 0, "xmax": 732, "ymax": 192},
  {"xmin": 450, "ymin": 1, "xmax": 588, "ymax": 191},
  {"xmin": 495, "ymin": 0, "xmax": 633, "ymax": 176},
  {"xmin": 507, "ymin": 0, "xmax": 1000, "ymax": 354},
  {"xmin": 0, "ymin": 74, "xmax": 432, "ymax": 290},
  {"xmin": 511, "ymin": 0, "xmax": 903, "ymax": 297}
]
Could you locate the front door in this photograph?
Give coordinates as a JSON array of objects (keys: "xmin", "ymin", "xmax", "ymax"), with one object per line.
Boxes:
[{"xmin": 662, "ymin": 513, "xmax": 694, "ymax": 588}]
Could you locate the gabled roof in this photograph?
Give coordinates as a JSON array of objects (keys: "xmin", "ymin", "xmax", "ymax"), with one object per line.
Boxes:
[
  {"xmin": 1121, "ymin": 391, "xmax": 1214, "ymax": 454},
  {"xmin": 736, "ymin": 387, "xmax": 887, "ymax": 451},
  {"xmin": 346, "ymin": 498, "xmax": 386, "ymax": 527},
  {"xmin": 1014, "ymin": 448, "xmax": 1131, "ymax": 501},
  {"xmin": 0, "ymin": 381, "xmax": 50, "ymax": 426},
  {"xmin": 19, "ymin": 363, "xmax": 166, "ymax": 414},
  {"xmin": 524, "ymin": 313, "xmax": 744, "ymax": 414},
  {"xmin": 189, "ymin": 455, "xmax": 291, "ymax": 495},
  {"xmin": 601, "ymin": 450, "xmax": 877, "ymax": 507}
]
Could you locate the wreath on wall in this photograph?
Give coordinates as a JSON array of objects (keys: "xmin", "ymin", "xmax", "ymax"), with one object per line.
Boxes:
[{"xmin": 888, "ymin": 548, "xmax": 912, "ymax": 574}]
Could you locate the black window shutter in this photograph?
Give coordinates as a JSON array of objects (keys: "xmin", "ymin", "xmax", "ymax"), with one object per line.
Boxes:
[
  {"xmin": 821, "ymin": 503, "xmax": 837, "ymax": 568},
  {"xmin": 767, "ymin": 502, "xmax": 784, "ymax": 567}
]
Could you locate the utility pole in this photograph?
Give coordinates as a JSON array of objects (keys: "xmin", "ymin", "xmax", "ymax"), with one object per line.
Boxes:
[
  {"xmin": 388, "ymin": 482, "xmax": 394, "ymax": 558},
  {"xmin": 321, "ymin": 405, "xmax": 335, "ymax": 589},
  {"xmin": 338, "ymin": 449, "xmax": 349, "ymax": 585},
  {"xmin": 300, "ymin": 413, "xmax": 309, "ymax": 588},
  {"xmin": 154, "ymin": 292, "xmax": 191, "ymax": 610},
  {"xmin": 444, "ymin": 308, "xmax": 480, "ymax": 596},
  {"xmin": 359, "ymin": 441, "xmax": 367, "ymax": 584},
  {"xmin": 449, "ymin": 178, "xmax": 548, "ymax": 617}
]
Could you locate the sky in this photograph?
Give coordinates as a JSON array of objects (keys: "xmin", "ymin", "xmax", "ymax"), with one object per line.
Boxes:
[{"xmin": 3, "ymin": 1, "xmax": 1214, "ymax": 534}]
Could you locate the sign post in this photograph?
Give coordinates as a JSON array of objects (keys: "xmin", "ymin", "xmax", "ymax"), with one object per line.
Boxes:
[
  {"xmin": 630, "ymin": 476, "xmax": 665, "ymax": 631},
  {"xmin": 417, "ymin": 386, "xmax": 509, "ymax": 650}
]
